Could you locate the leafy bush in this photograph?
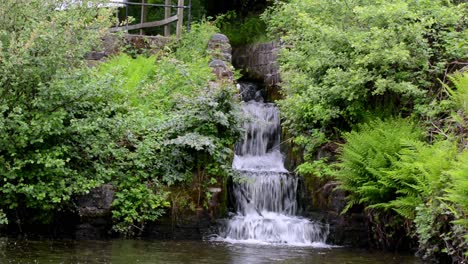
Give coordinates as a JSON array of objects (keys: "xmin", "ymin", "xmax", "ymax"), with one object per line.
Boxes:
[
  {"xmin": 334, "ymin": 117, "xmax": 467, "ymax": 259},
  {"xmin": 446, "ymin": 73, "xmax": 468, "ymax": 113},
  {"xmin": 264, "ymin": 0, "xmax": 467, "ymax": 152},
  {"xmin": 108, "ymin": 82, "xmax": 242, "ymax": 235},
  {"xmin": 0, "ymin": 0, "xmax": 114, "ymax": 222},
  {"xmin": 215, "ymin": 11, "xmax": 269, "ymax": 46},
  {"xmin": 98, "ymin": 54, "xmax": 156, "ymax": 94},
  {"xmin": 446, "ymin": 150, "xmax": 468, "ymax": 228},
  {"xmin": 93, "ymin": 23, "xmax": 242, "ymax": 234},
  {"xmin": 0, "ymin": 0, "xmax": 242, "ymax": 235},
  {"xmin": 412, "ymin": 148, "xmax": 468, "ymax": 262}
]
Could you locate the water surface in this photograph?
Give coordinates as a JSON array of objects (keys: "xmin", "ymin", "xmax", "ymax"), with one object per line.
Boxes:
[{"xmin": 0, "ymin": 239, "xmax": 422, "ymax": 264}]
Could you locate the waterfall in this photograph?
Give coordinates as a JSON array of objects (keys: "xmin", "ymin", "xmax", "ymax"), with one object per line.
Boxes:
[{"xmin": 215, "ymin": 82, "xmax": 329, "ymax": 246}]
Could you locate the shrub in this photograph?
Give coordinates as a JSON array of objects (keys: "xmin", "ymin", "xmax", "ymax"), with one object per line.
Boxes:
[
  {"xmin": 0, "ymin": 0, "xmax": 114, "ymax": 222},
  {"xmin": 264, "ymin": 0, "xmax": 467, "ymax": 152},
  {"xmin": 93, "ymin": 23, "xmax": 243, "ymax": 234},
  {"xmin": 215, "ymin": 11, "xmax": 269, "ymax": 46},
  {"xmin": 0, "ymin": 1, "xmax": 242, "ymax": 236},
  {"xmin": 334, "ymin": 117, "xmax": 467, "ymax": 259}
]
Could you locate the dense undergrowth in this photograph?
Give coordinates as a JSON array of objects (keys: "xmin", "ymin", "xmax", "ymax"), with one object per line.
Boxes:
[
  {"xmin": 0, "ymin": 0, "xmax": 242, "ymax": 235},
  {"xmin": 214, "ymin": 11, "xmax": 269, "ymax": 46},
  {"xmin": 265, "ymin": 0, "xmax": 467, "ymax": 262}
]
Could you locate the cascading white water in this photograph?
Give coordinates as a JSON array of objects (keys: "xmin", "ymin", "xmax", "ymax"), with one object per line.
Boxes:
[{"xmin": 216, "ymin": 82, "xmax": 329, "ymax": 246}]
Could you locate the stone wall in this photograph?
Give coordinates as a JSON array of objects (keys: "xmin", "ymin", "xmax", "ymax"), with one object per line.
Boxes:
[{"xmin": 232, "ymin": 42, "xmax": 281, "ymax": 90}]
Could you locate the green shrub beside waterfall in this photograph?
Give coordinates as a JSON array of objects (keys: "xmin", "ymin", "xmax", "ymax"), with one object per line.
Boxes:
[
  {"xmin": 265, "ymin": 0, "xmax": 466, "ymax": 259},
  {"xmin": 334, "ymin": 118, "xmax": 424, "ymax": 214},
  {"xmin": 333, "ymin": 74, "xmax": 468, "ymax": 260},
  {"xmin": 335, "ymin": 120, "xmax": 467, "ymax": 260},
  {"xmin": 0, "ymin": 0, "xmax": 114, "ymax": 225},
  {"xmin": 264, "ymin": 0, "xmax": 466, "ymax": 152},
  {"xmin": 0, "ymin": 0, "xmax": 242, "ymax": 235}
]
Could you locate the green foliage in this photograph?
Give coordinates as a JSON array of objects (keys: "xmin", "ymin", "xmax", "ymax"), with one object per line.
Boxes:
[
  {"xmin": 0, "ymin": 210, "xmax": 7, "ymax": 225},
  {"xmin": 385, "ymin": 140, "xmax": 457, "ymax": 219},
  {"xmin": 264, "ymin": 1, "xmax": 466, "ymax": 256},
  {"xmin": 99, "ymin": 54, "xmax": 156, "ymax": 94},
  {"xmin": 414, "ymin": 198, "xmax": 468, "ymax": 263},
  {"xmin": 445, "ymin": 72, "xmax": 468, "ymax": 114},
  {"xmin": 93, "ymin": 23, "xmax": 242, "ymax": 234},
  {"xmin": 445, "ymin": 150, "xmax": 468, "ymax": 228},
  {"xmin": 0, "ymin": 0, "xmax": 114, "ymax": 221},
  {"xmin": 173, "ymin": 21, "xmax": 219, "ymax": 61},
  {"xmin": 264, "ymin": 0, "xmax": 467, "ymax": 148},
  {"xmin": 215, "ymin": 11, "xmax": 269, "ymax": 46},
  {"xmin": 0, "ymin": 2, "xmax": 241, "ymax": 236},
  {"xmin": 112, "ymin": 177, "xmax": 170, "ymax": 234},
  {"xmin": 296, "ymin": 158, "xmax": 333, "ymax": 179},
  {"xmin": 334, "ymin": 117, "xmax": 467, "ymax": 259},
  {"xmin": 335, "ymin": 118, "xmax": 424, "ymax": 212},
  {"xmin": 105, "ymin": 82, "xmax": 241, "ymax": 235}
]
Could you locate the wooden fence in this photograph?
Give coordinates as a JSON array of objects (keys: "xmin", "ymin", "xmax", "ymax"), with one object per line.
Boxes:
[{"xmin": 109, "ymin": 0, "xmax": 191, "ymax": 38}]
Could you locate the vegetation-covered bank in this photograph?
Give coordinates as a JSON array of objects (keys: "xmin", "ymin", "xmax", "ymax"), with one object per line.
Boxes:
[
  {"xmin": 264, "ymin": 0, "xmax": 467, "ymax": 262},
  {"xmin": 1, "ymin": 0, "xmax": 467, "ymax": 262},
  {"xmin": 0, "ymin": 0, "xmax": 242, "ymax": 236}
]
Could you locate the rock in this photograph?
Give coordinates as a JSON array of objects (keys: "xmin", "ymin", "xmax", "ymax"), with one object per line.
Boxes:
[
  {"xmin": 299, "ymin": 176, "xmax": 370, "ymax": 247},
  {"xmin": 75, "ymin": 184, "xmax": 115, "ymax": 239},
  {"xmin": 238, "ymin": 82, "xmax": 265, "ymax": 102},
  {"xmin": 85, "ymin": 34, "xmax": 172, "ymax": 64},
  {"xmin": 232, "ymin": 42, "xmax": 282, "ymax": 101},
  {"xmin": 209, "ymin": 59, "xmax": 233, "ymax": 81},
  {"xmin": 77, "ymin": 184, "xmax": 115, "ymax": 219},
  {"xmin": 210, "ymin": 33, "xmax": 229, "ymax": 43},
  {"xmin": 208, "ymin": 33, "xmax": 233, "ymax": 64},
  {"xmin": 124, "ymin": 34, "xmax": 172, "ymax": 53},
  {"xmin": 208, "ymin": 59, "xmax": 227, "ymax": 68}
]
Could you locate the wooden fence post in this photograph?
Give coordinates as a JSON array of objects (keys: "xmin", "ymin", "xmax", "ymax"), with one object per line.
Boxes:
[
  {"xmin": 140, "ymin": 0, "xmax": 146, "ymax": 35},
  {"xmin": 176, "ymin": 0, "xmax": 184, "ymax": 39},
  {"xmin": 164, "ymin": 0, "xmax": 171, "ymax": 36}
]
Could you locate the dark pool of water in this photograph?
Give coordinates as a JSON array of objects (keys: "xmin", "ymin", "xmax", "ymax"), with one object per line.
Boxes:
[{"xmin": 0, "ymin": 238, "xmax": 422, "ymax": 264}]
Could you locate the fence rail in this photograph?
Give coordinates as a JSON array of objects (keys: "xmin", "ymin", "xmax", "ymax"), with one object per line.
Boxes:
[{"xmin": 108, "ymin": 0, "xmax": 192, "ymax": 38}]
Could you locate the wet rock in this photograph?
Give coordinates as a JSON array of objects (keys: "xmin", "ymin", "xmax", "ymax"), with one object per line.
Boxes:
[
  {"xmin": 146, "ymin": 209, "xmax": 213, "ymax": 240},
  {"xmin": 237, "ymin": 82, "xmax": 265, "ymax": 102},
  {"xmin": 75, "ymin": 184, "xmax": 115, "ymax": 239},
  {"xmin": 77, "ymin": 184, "xmax": 115, "ymax": 219},
  {"xmin": 300, "ymin": 178, "xmax": 370, "ymax": 247},
  {"xmin": 232, "ymin": 42, "xmax": 282, "ymax": 89}
]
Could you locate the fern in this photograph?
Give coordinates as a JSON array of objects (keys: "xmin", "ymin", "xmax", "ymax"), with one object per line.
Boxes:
[
  {"xmin": 445, "ymin": 150, "xmax": 468, "ymax": 227},
  {"xmin": 335, "ymin": 118, "xmax": 424, "ymax": 212},
  {"xmin": 445, "ymin": 72, "xmax": 468, "ymax": 113}
]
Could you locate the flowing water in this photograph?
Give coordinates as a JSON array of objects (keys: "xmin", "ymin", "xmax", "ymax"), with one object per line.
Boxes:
[{"xmin": 215, "ymin": 82, "xmax": 329, "ymax": 246}]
